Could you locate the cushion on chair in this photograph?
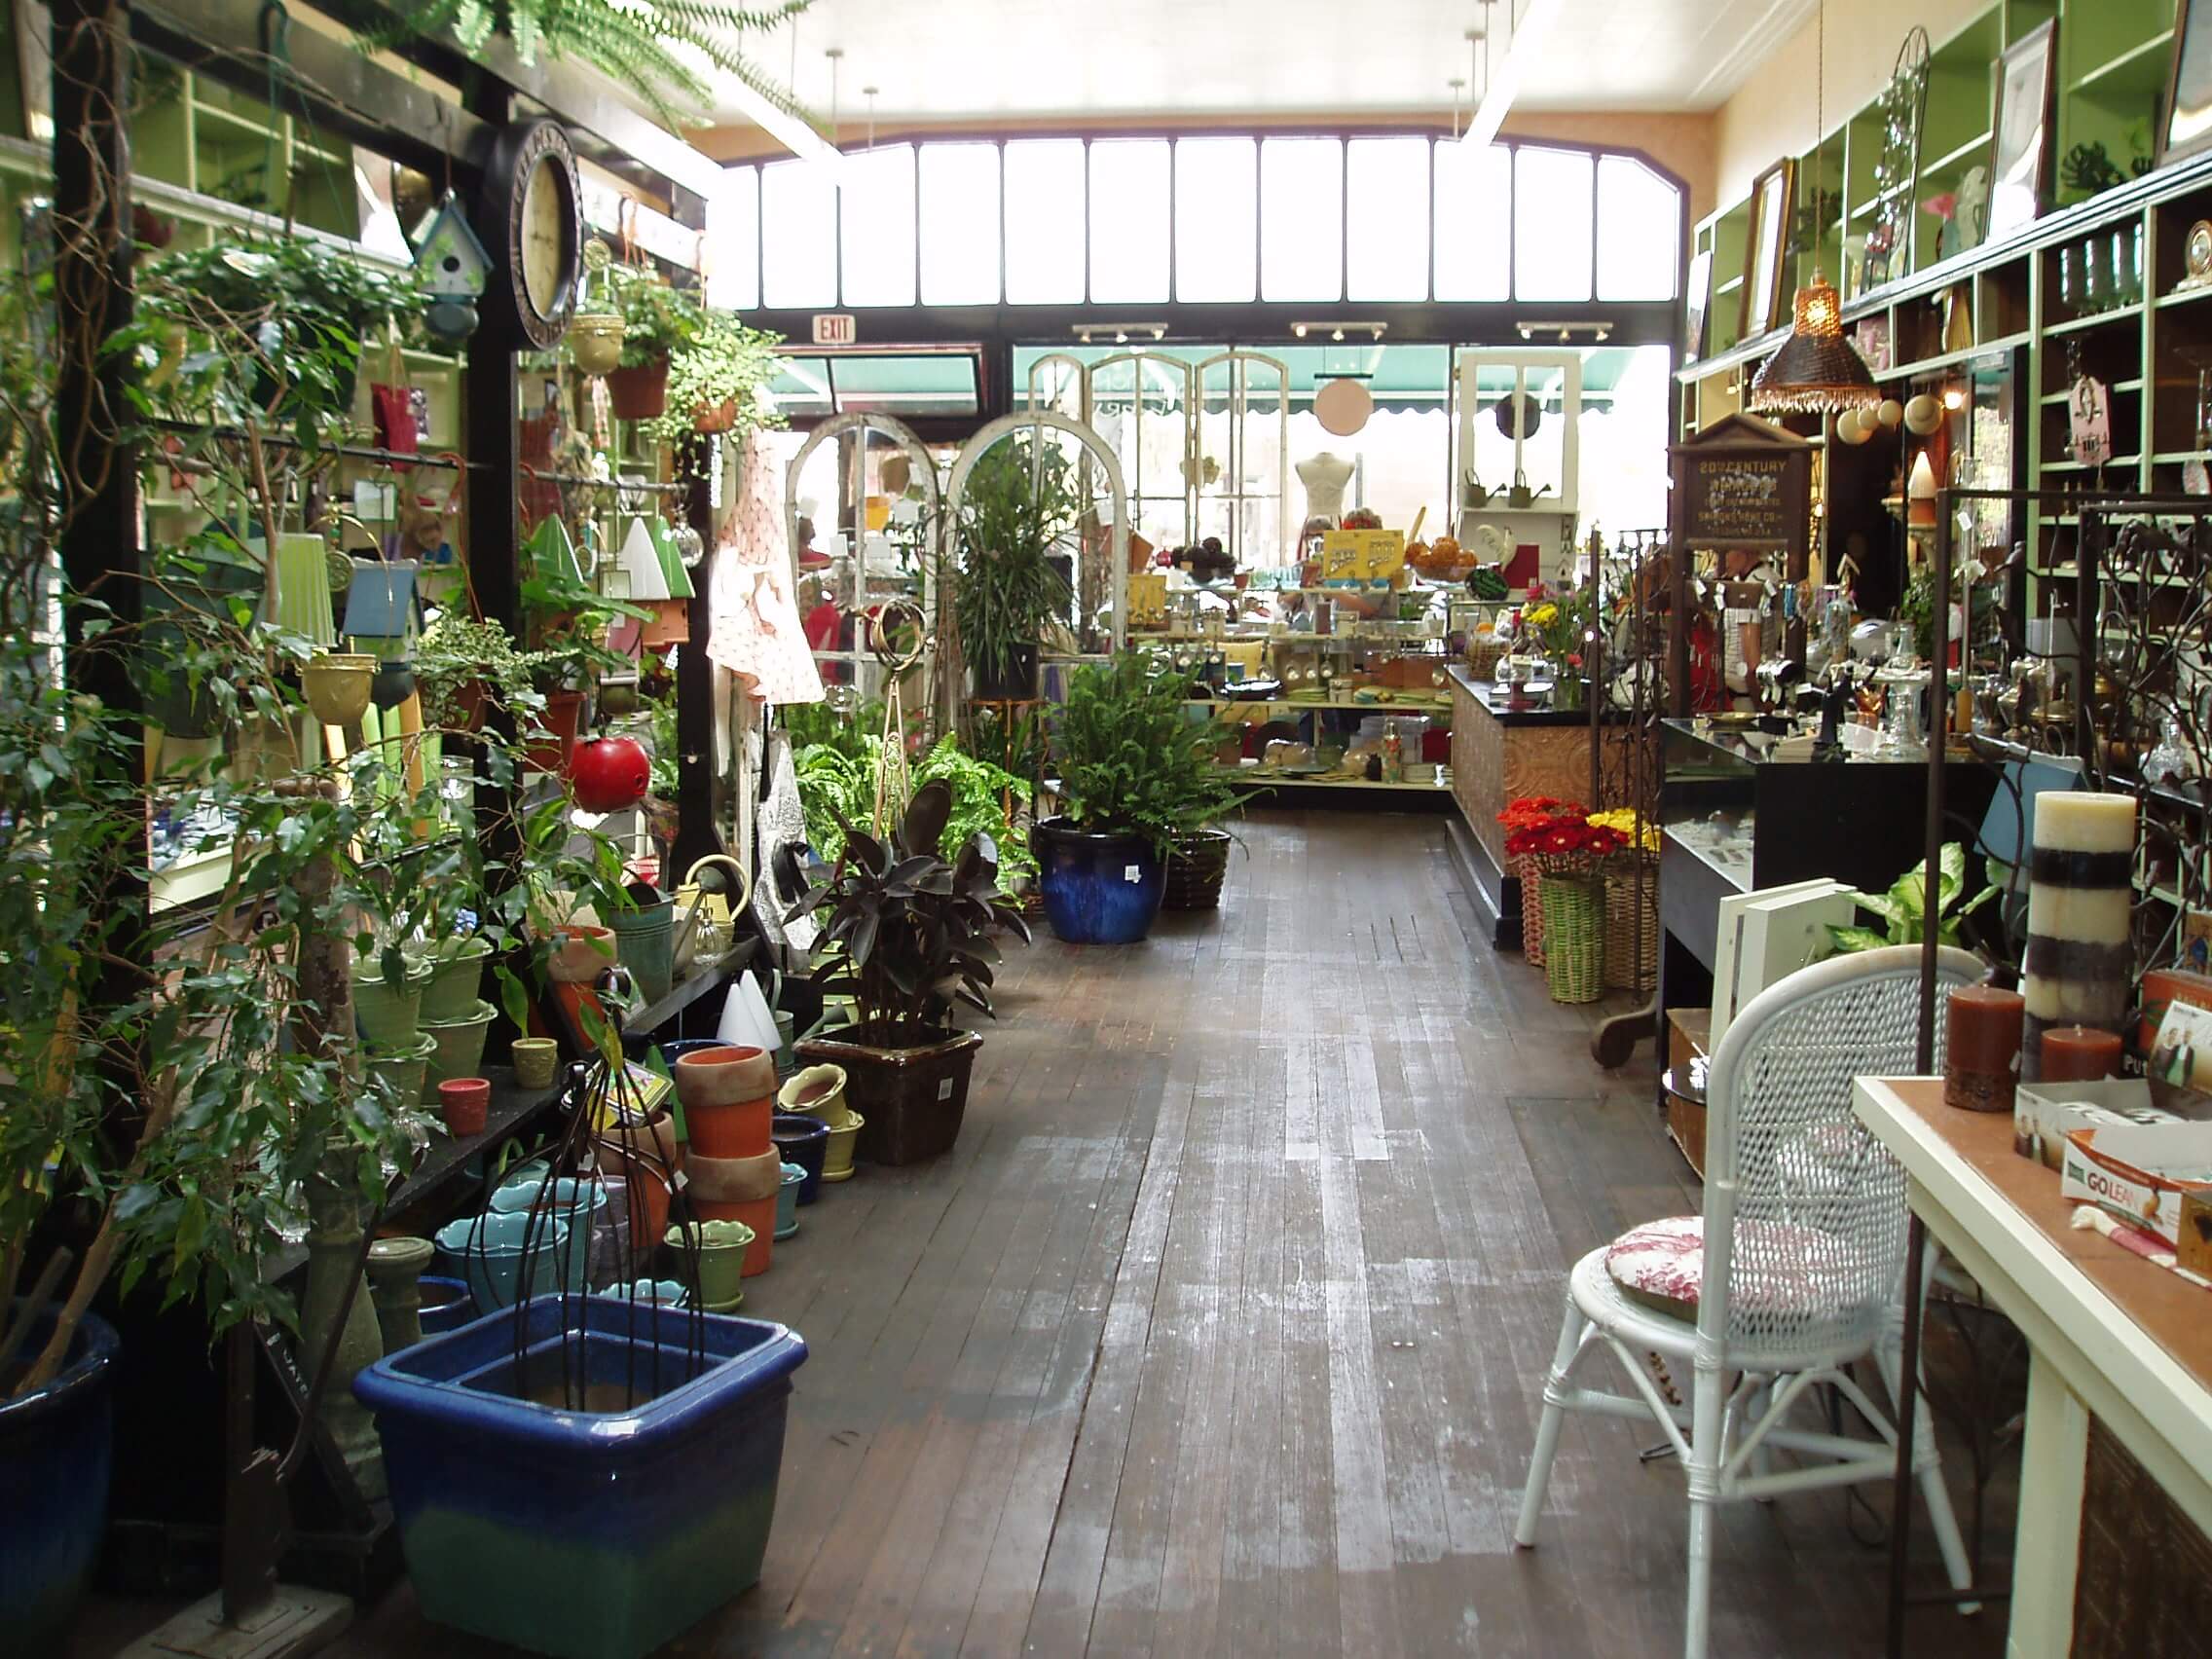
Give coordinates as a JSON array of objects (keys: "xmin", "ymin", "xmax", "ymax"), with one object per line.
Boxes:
[{"xmin": 1603, "ymin": 1214, "xmax": 1865, "ymax": 1324}]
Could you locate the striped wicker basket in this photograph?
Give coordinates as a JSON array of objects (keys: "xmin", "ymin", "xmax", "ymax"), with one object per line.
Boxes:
[
  {"xmin": 1163, "ymin": 828, "xmax": 1233, "ymax": 911},
  {"xmin": 1540, "ymin": 874, "xmax": 1604, "ymax": 1005},
  {"xmin": 1465, "ymin": 636, "xmax": 1509, "ymax": 681},
  {"xmin": 1603, "ymin": 866, "xmax": 1659, "ymax": 993},
  {"xmin": 1514, "ymin": 855, "xmax": 1547, "ymax": 966}
]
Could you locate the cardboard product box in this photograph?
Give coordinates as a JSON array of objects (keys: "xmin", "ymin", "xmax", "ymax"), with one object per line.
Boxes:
[
  {"xmin": 2014, "ymin": 1077, "xmax": 2183, "ymax": 1170},
  {"xmin": 2060, "ymin": 1121, "xmax": 2212, "ymax": 1246}
]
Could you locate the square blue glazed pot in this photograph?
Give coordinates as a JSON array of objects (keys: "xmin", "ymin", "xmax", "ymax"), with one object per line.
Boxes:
[{"xmin": 353, "ymin": 1294, "xmax": 805, "ymax": 1659}]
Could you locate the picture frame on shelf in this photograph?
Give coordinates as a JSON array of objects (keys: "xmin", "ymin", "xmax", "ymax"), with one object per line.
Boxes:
[
  {"xmin": 1684, "ymin": 250, "xmax": 1714, "ymax": 362},
  {"xmin": 2166, "ymin": 0, "xmax": 2212, "ymax": 167},
  {"xmin": 1740, "ymin": 159, "xmax": 1794, "ymax": 342},
  {"xmin": 1987, "ymin": 20, "xmax": 2056, "ymax": 240}
]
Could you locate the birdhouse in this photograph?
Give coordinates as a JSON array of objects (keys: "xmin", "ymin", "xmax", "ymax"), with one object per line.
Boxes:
[
  {"xmin": 648, "ymin": 517, "xmax": 695, "ymax": 600},
  {"xmin": 617, "ymin": 518, "xmax": 671, "ymax": 603},
  {"xmin": 343, "ymin": 559, "xmax": 420, "ymax": 658},
  {"xmin": 411, "ymin": 191, "xmax": 491, "ymax": 343}
]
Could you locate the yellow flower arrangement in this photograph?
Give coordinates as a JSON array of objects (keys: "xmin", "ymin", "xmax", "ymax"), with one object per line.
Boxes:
[
  {"xmin": 1587, "ymin": 807, "xmax": 1661, "ymax": 855},
  {"xmin": 1523, "ymin": 603, "xmax": 1560, "ymax": 628}
]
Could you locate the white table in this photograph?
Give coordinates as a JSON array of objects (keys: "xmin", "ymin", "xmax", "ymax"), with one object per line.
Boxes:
[{"xmin": 1853, "ymin": 1076, "xmax": 2212, "ymax": 1658}]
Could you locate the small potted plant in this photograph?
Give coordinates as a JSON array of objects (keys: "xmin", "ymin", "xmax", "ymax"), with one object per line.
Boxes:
[
  {"xmin": 645, "ymin": 309, "xmax": 782, "ymax": 445},
  {"xmin": 953, "ymin": 437, "xmax": 1079, "ymax": 701},
  {"xmin": 1033, "ymin": 651, "xmax": 1240, "ymax": 944},
  {"xmin": 606, "ymin": 270, "xmax": 702, "ymax": 421},
  {"xmin": 788, "ymin": 780, "xmax": 1030, "ymax": 1165},
  {"xmin": 412, "ymin": 612, "xmax": 538, "ymax": 734}
]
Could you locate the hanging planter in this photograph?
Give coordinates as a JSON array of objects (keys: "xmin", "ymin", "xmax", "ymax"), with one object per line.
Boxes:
[
  {"xmin": 303, "ymin": 651, "xmax": 376, "ymax": 726},
  {"xmin": 570, "ymin": 311, "xmax": 625, "ymax": 376},
  {"xmin": 607, "ymin": 359, "xmax": 669, "ymax": 422},
  {"xmin": 353, "ymin": 1296, "xmax": 805, "ymax": 1659},
  {"xmin": 693, "ymin": 398, "xmax": 740, "ymax": 435}
]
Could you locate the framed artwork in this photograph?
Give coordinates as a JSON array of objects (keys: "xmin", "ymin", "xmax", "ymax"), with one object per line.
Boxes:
[
  {"xmin": 1684, "ymin": 249, "xmax": 1714, "ymax": 361},
  {"xmin": 1987, "ymin": 21, "xmax": 2056, "ymax": 240},
  {"xmin": 2165, "ymin": 0, "xmax": 2212, "ymax": 166},
  {"xmin": 1740, "ymin": 159, "xmax": 1794, "ymax": 341}
]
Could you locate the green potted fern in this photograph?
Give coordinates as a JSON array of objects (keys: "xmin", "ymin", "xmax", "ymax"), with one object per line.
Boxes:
[{"xmin": 1036, "ymin": 651, "xmax": 1240, "ymax": 944}]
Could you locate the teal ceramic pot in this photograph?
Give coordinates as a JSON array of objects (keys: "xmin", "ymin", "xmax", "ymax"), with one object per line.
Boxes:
[
  {"xmin": 354, "ymin": 1297, "xmax": 805, "ymax": 1659},
  {"xmin": 489, "ymin": 1177, "xmax": 611, "ymax": 1291},
  {"xmin": 774, "ymin": 1162, "xmax": 803, "ymax": 1239},
  {"xmin": 431, "ymin": 1211, "xmax": 571, "ymax": 1309}
]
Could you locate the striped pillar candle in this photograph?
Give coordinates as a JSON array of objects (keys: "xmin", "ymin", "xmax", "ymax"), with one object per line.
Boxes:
[{"xmin": 2022, "ymin": 791, "xmax": 2136, "ymax": 1081}]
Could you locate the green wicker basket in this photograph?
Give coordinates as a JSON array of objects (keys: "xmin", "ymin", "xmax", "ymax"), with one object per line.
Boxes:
[
  {"xmin": 1164, "ymin": 828, "xmax": 1233, "ymax": 911},
  {"xmin": 1540, "ymin": 873, "xmax": 1604, "ymax": 1005}
]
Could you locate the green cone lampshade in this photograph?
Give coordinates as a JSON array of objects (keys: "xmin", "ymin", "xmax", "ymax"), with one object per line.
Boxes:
[
  {"xmin": 1747, "ymin": 273, "xmax": 1879, "ymax": 415},
  {"xmin": 264, "ymin": 532, "xmax": 336, "ymax": 647}
]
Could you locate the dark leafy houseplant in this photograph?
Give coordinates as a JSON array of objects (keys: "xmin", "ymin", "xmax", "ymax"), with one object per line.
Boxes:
[
  {"xmin": 1052, "ymin": 651, "xmax": 1241, "ymax": 853},
  {"xmin": 953, "ymin": 437, "xmax": 1080, "ymax": 688},
  {"xmin": 787, "ymin": 780, "xmax": 1030, "ymax": 1048}
]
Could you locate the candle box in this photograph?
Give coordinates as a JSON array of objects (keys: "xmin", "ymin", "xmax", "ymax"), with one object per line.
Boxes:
[
  {"xmin": 2015, "ymin": 1077, "xmax": 2185, "ymax": 1170},
  {"xmin": 2059, "ymin": 1121, "xmax": 2212, "ymax": 1246}
]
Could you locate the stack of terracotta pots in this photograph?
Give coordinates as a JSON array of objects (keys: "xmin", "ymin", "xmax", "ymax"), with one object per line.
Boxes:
[
  {"xmin": 673, "ymin": 1046, "xmax": 780, "ymax": 1276},
  {"xmin": 591, "ymin": 1103, "xmax": 679, "ymax": 1273}
]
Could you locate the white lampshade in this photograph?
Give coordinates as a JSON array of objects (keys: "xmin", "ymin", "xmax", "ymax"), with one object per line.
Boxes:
[{"xmin": 616, "ymin": 518, "xmax": 671, "ymax": 603}]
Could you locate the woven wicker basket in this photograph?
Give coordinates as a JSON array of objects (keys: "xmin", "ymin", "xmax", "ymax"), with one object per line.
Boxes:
[
  {"xmin": 1514, "ymin": 855, "xmax": 1546, "ymax": 966},
  {"xmin": 1163, "ymin": 828, "xmax": 1232, "ymax": 911},
  {"xmin": 1540, "ymin": 874, "xmax": 1604, "ymax": 1005},
  {"xmin": 1465, "ymin": 637, "xmax": 1508, "ymax": 681},
  {"xmin": 1603, "ymin": 866, "xmax": 1659, "ymax": 993}
]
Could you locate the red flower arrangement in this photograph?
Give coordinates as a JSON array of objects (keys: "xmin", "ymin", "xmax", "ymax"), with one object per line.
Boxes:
[
  {"xmin": 1496, "ymin": 794, "xmax": 1587, "ymax": 833},
  {"xmin": 1504, "ymin": 815, "xmax": 1627, "ymax": 875}
]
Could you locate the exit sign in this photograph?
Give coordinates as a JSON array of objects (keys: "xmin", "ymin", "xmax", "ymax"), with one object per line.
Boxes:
[{"xmin": 812, "ymin": 313, "xmax": 857, "ymax": 346}]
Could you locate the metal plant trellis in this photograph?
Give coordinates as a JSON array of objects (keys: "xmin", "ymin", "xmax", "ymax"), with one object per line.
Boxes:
[{"xmin": 1863, "ymin": 29, "xmax": 1931, "ymax": 293}]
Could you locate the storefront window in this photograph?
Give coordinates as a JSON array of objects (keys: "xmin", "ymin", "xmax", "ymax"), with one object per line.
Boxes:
[
  {"xmin": 918, "ymin": 143, "xmax": 1001, "ymax": 306},
  {"xmin": 708, "ymin": 165, "xmax": 759, "ymax": 312},
  {"xmin": 1596, "ymin": 154, "xmax": 1681, "ymax": 302},
  {"xmin": 1088, "ymin": 139, "xmax": 1170, "ymax": 303},
  {"xmin": 1346, "ymin": 137, "xmax": 1429, "ymax": 303},
  {"xmin": 1260, "ymin": 137, "xmax": 1344, "ymax": 302},
  {"xmin": 838, "ymin": 144, "xmax": 916, "ymax": 309},
  {"xmin": 760, "ymin": 159, "xmax": 838, "ymax": 309},
  {"xmin": 1432, "ymin": 142, "xmax": 1511, "ymax": 302},
  {"xmin": 1004, "ymin": 140, "xmax": 1087, "ymax": 304},
  {"xmin": 1174, "ymin": 137, "xmax": 1257, "ymax": 304},
  {"xmin": 1514, "ymin": 146, "xmax": 1595, "ymax": 302}
]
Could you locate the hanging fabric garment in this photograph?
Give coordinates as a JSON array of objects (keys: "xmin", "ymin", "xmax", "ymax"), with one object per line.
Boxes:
[{"xmin": 708, "ymin": 427, "xmax": 825, "ymax": 707}]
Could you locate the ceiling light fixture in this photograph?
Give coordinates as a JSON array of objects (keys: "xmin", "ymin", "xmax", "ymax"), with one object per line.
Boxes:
[
  {"xmin": 1153, "ymin": 326, "xmax": 1166, "ymax": 340},
  {"xmin": 1942, "ymin": 386, "xmax": 1967, "ymax": 410},
  {"xmin": 1516, "ymin": 320, "xmax": 1612, "ymax": 342},
  {"xmin": 1461, "ymin": 0, "xmax": 1564, "ymax": 151},
  {"xmin": 1746, "ymin": 0, "xmax": 1878, "ymax": 416},
  {"xmin": 1332, "ymin": 327, "xmax": 1345, "ymax": 342},
  {"xmin": 1115, "ymin": 330, "xmax": 1128, "ymax": 344},
  {"xmin": 1294, "ymin": 322, "xmax": 1309, "ymax": 338}
]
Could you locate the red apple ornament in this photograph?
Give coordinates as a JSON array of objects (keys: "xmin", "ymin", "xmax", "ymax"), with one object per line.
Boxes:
[{"xmin": 567, "ymin": 734, "xmax": 651, "ymax": 813}]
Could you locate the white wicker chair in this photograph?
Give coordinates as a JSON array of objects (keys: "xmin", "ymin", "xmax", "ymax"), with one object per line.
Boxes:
[{"xmin": 1513, "ymin": 944, "xmax": 1980, "ymax": 1659}]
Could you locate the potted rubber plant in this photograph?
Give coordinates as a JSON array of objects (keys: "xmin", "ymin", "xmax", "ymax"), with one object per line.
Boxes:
[
  {"xmin": 788, "ymin": 780, "xmax": 1030, "ymax": 1164},
  {"xmin": 953, "ymin": 437, "xmax": 1079, "ymax": 701},
  {"xmin": 1035, "ymin": 651, "xmax": 1240, "ymax": 944},
  {"xmin": 606, "ymin": 271, "xmax": 703, "ymax": 421},
  {"xmin": 645, "ymin": 309, "xmax": 783, "ymax": 445}
]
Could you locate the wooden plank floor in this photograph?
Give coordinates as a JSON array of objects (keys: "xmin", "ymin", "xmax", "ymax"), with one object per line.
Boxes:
[{"xmin": 333, "ymin": 811, "xmax": 2010, "ymax": 1659}]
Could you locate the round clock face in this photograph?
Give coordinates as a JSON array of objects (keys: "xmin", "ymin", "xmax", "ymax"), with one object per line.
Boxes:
[
  {"xmin": 2190, "ymin": 220, "xmax": 2212, "ymax": 280},
  {"xmin": 481, "ymin": 119, "xmax": 581, "ymax": 350}
]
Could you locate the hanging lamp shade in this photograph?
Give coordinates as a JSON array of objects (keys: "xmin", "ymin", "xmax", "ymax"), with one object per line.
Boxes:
[{"xmin": 1747, "ymin": 272, "xmax": 1880, "ymax": 415}]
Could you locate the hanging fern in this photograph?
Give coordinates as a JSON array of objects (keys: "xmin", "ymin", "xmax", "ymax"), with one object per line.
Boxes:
[{"xmin": 359, "ymin": 0, "xmax": 820, "ymax": 129}]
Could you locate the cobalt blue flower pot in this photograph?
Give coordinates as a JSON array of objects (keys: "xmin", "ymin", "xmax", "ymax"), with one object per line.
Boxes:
[
  {"xmin": 770, "ymin": 1113, "xmax": 829, "ymax": 1205},
  {"xmin": 1032, "ymin": 817, "xmax": 1166, "ymax": 944},
  {"xmin": 1, "ymin": 1304, "xmax": 119, "ymax": 1657},
  {"xmin": 354, "ymin": 1295, "xmax": 806, "ymax": 1659}
]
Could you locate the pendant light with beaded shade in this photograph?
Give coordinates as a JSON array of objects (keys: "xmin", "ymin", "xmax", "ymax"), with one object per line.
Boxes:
[{"xmin": 1747, "ymin": 0, "xmax": 1879, "ymax": 416}]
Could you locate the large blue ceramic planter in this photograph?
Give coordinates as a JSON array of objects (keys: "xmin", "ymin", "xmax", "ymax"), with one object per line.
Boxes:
[
  {"xmin": 1, "ymin": 1306, "xmax": 119, "ymax": 1657},
  {"xmin": 1032, "ymin": 818, "xmax": 1166, "ymax": 944},
  {"xmin": 355, "ymin": 1295, "xmax": 806, "ymax": 1659}
]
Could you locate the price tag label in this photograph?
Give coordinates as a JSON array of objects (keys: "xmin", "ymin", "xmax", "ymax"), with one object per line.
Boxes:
[
  {"xmin": 1124, "ymin": 865, "xmax": 1142, "ymax": 882},
  {"xmin": 936, "ymin": 1076, "xmax": 954, "ymax": 1101}
]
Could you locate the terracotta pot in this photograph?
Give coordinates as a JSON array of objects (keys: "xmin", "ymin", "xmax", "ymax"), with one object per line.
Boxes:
[
  {"xmin": 608, "ymin": 359, "xmax": 669, "ymax": 422},
  {"xmin": 694, "ymin": 398, "xmax": 740, "ymax": 435},
  {"xmin": 684, "ymin": 1148, "xmax": 784, "ymax": 1203},
  {"xmin": 450, "ymin": 678, "xmax": 489, "ymax": 733},
  {"xmin": 546, "ymin": 924, "xmax": 614, "ymax": 985},
  {"xmin": 524, "ymin": 688, "xmax": 586, "ymax": 774},
  {"xmin": 593, "ymin": 1108, "xmax": 682, "ymax": 1178},
  {"xmin": 438, "ymin": 1076, "xmax": 490, "ymax": 1136},
  {"xmin": 599, "ymin": 1169, "xmax": 672, "ymax": 1269},
  {"xmin": 303, "ymin": 652, "xmax": 375, "ymax": 726},
  {"xmin": 570, "ymin": 312, "xmax": 625, "ymax": 375},
  {"xmin": 675, "ymin": 1046, "xmax": 778, "ymax": 1158}
]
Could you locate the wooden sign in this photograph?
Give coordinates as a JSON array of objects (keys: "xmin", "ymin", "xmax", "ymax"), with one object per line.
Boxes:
[
  {"xmin": 1670, "ymin": 411, "xmax": 1814, "ymax": 555},
  {"xmin": 1320, "ymin": 529, "xmax": 1405, "ymax": 581}
]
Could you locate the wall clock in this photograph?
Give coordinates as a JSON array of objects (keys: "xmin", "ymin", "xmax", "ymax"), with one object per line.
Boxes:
[
  {"xmin": 2187, "ymin": 220, "xmax": 2212, "ymax": 288},
  {"xmin": 477, "ymin": 118, "xmax": 583, "ymax": 350}
]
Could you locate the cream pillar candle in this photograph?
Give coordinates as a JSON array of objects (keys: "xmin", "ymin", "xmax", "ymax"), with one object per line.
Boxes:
[{"xmin": 2022, "ymin": 791, "xmax": 2136, "ymax": 1081}]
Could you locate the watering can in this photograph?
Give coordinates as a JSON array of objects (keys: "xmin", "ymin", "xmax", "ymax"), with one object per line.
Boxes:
[
  {"xmin": 672, "ymin": 852, "xmax": 753, "ymax": 977},
  {"xmin": 1460, "ymin": 467, "xmax": 1492, "ymax": 511},
  {"xmin": 1506, "ymin": 469, "xmax": 1553, "ymax": 511}
]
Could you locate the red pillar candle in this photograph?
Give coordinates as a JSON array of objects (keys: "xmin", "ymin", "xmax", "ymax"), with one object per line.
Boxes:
[
  {"xmin": 1945, "ymin": 983, "xmax": 2027, "ymax": 1113},
  {"xmin": 2040, "ymin": 1024, "xmax": 2124, "ymax": 1084}
]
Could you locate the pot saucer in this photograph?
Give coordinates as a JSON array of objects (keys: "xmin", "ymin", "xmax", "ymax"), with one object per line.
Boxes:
[
  {"xmin": 819, "ymin": 1166, "xmax": 857, "ymax": 1183},
  {"xmin": 700, "ymin": 1290, "xmax": 745, "ymax": 1312}
]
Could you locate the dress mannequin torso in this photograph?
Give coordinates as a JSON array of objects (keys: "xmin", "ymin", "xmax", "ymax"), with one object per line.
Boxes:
[{"xmin": 1295, "ymin": 452, "xmax": 1355, "ymax": 525}]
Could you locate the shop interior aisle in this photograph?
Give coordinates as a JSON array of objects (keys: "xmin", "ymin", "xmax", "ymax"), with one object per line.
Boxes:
[{"xmin": 333, "ymin": 812, "xmax": 2009, "ymax": 1659}]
